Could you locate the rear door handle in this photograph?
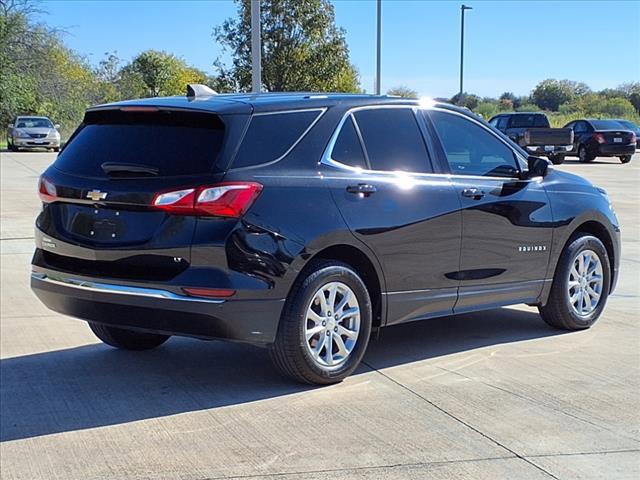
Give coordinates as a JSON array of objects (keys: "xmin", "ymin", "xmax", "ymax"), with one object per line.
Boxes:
[
  {"xmin": 461, "ymin": 188, "xmax": 485, "ymax": 200},
  {"xmin": 346, "ymin": 183, "xmax": 377, "ymax": 197}
]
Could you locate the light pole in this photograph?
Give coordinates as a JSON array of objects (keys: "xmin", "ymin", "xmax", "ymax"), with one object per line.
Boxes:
[
  {"xmin": 375, "ymin": 0, "xmax": 382, "ymax": 95},
  {"xmin": 251, "ymin": 0, "xmax": 261, "ymax": 93},
  {"xmin": 459, "ymin": 4, "xmax": 472, "ymax": 104}
]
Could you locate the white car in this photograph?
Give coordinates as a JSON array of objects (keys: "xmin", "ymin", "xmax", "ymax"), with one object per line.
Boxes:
[{"xmin": 7, "ymin": 116, "xmax": 61, "ymax": 152}]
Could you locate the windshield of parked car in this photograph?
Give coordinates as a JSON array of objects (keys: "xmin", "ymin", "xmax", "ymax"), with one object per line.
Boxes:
[
  {"xmin": 16, "ymin": 118, "xmax": 54, "ymax": 128},
  {"xmin": 508, "ymin": 114, "xmax": 549, "ymax": 128},
  {"xmin": 590, "ymin": 119, "xmax": 628, "ymax": 130}
]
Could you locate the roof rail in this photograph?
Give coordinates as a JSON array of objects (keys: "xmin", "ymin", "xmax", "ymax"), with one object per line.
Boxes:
[{"xmin": 186, "ymin": 84, "xmax": 218, "ymax": 98}]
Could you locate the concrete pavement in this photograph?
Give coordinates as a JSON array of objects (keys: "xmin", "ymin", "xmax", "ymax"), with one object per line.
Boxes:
[{"xmin": 1, "ymin": 151, "xmax": 638, "ymax": 479}]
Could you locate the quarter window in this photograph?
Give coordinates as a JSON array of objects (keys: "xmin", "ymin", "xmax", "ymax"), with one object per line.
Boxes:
[
  {"xmin": 233, "ymin": 110, "xmax": 322, "ymax": 168},
  {"xmin": 331, "ymin": 116, "xmax": 367, "ymax": 169},
  {"xmin": 353, "ymin": 108, "xmax": 431, "ymax": 173},
  {"xmin": 429, "ymin": 110, "xmax": 519, "ymax": 178}
]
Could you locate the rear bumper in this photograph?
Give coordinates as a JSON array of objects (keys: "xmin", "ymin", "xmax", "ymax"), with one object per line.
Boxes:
[
  {"xmin": 30, "ymin": 271, "xmax": 283, "ymax": 345},
  {"xmin": 595, "ymin": 144, "xmax": 635, "ymax": 156},
  {"xmin": 525, "ymin": 145, "xmax": 572, "ymax": 155}
]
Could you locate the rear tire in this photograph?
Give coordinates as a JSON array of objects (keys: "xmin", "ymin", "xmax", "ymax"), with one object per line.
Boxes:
[
  {"xmin": 619, "ymin": 155, "xmax": 632, "ymax": 164},
  {"xmin": 89, "ymin": 322, "xmax": 170, "ymax": 350},
  {"xmin": 269, "ymin": 260, "xmax": 372, "ymax": 385},
  {"xmin": 549, "ymin": 154, "xmax": 565, "ymax": 165},
  {"xmin": 578, "ymin": 146, "xmax": 595, "ymax": 163},
  {"xmin": 538, "ymin": 234, "xmax": 610, "ymax": 330}
]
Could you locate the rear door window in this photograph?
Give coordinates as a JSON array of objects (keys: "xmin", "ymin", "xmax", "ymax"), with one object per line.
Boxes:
[
  {"xmin": 232, "ymin": 110, "xmax": 323, "ymax": 168},
  {"xmin": 352, "ymin": 108, "xmax": 431, "ymax": 173},
  {"xmin": 55, "ymin": 109, "xmax": 225, "ymax": 177}
]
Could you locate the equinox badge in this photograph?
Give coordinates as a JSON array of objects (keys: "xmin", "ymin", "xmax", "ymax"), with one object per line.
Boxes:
[{"xmin": 86, "ymin": 190, "xmax": 107, "ymax": 201}]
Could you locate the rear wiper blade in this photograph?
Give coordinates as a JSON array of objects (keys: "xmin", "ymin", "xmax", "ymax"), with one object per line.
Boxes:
[{"xmin": 101, "ymin": 162, "xmax": 159, "ymax": 176}]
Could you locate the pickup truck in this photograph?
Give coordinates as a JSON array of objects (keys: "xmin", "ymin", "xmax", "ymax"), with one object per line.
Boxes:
[{"xmin": 488, "ymin": 112, "xmax": 574, "ymax": 164}]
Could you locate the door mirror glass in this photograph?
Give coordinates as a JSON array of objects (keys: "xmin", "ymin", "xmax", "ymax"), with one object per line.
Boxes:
[
  {"xmin": 54, "ymin": 124, "xmax": 60, "ymax": 129},
  {"xmin": 8, "ymin": 124, "xmax": 13, "ymax": 128},
  {"xmin": 526, "ymin": 156, "xmax": 550, "ymax": 178}
]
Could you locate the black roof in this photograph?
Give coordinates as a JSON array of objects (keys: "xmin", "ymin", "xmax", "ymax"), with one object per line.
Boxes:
[{"xmin": 88, "ymin": 92, "xmax": 465, "ymax": 116}]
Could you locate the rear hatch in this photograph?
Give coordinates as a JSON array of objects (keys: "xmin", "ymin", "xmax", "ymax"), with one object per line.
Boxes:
[{"xmin": 36, "ymin": 107, "xmax": 235, "ymax": 281}]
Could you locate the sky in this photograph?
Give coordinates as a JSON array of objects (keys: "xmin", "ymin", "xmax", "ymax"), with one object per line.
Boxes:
[{"xmin": 39, "ymin": 0, "xmax": 640, "ymax": 99}]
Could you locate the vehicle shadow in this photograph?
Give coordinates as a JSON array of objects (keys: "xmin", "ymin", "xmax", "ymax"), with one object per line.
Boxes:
[
  {"xmin": 561, "ymin": 157, "xmax": 619, "ymax": 165},
  {"xmin": 1, "ymin": 308, "xmax": 564, "ymax": 442}
]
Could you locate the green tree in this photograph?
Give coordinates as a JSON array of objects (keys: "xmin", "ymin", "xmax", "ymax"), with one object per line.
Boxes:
[
  {"xmin": 531, "ymin": 79, "xmax": 575, "ymax": 111},
  {"xmin": 450, "ymin": 92, "xmax": 480, "ymax": 110},
  {"xmin": 119, "ymin": 50, "xmax": 206, "ymax": 98},
  {"xmin": 213, "ymin": 0, "xmax": 360, "ymax": 92},
  {"xmin": 386, "ymin": 86, "xmax": 417, "ymax": 98}
]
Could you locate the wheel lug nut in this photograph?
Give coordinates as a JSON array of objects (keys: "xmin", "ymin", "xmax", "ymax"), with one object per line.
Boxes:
[
  {"xmin": 322, "ymin": 321, "xmax": 326, "ymax": 326},
  {"xmin": 334, "ymin": 327, "xmax": 338, "ymax": 332},
  {"xmin": 326, "ymin": 331, "xmax": 331, "ymax": 336}
]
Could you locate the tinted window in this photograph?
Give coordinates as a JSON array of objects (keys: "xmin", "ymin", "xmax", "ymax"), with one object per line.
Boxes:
[
  {"xmin": 331, "ymin": 116, "xmax": 367, "ymax": 168},
  {"xmin": 488, "ymin": 117, "xmax": 499, "ymax": 127},
  {"xmin": 430, "ymin": 110, "xmax": 519, "ymax": 178},
  {"xmin": 55, "ymin": 110, "xmax": 224, "ymax": 177},
  {"xmin": 497, "ymin": 117, "xmax": 509, "ymax": 130},
  {"xmin": 573, "ymin": 121, "xmax": 586, "ymax": 133},
  {"xmin": 508, "ymin": 114, "xmax": 549, "ymax": 128},
  {"xmin": 353, "ymin": 108, "xmax": 430, "ymax": 173},
  {"xmin": 233, "ymin": 110, "xmax": 321, "ymax": 168}
]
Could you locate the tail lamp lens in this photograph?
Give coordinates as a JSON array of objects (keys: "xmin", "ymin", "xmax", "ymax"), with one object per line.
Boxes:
[
  {"xmin": 152, "ymin": 182, "xmax": 262, "ymax": 218},
  {"xmin": 38, "ymin": 176, "xmax": 57, "ymax": 203},
  {"xmin": 593, "ymin": 133, "xmax": 606, "ymax": 144}
]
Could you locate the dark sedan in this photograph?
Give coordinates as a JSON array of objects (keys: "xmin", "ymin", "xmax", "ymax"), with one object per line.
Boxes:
[{"xmin": 564, "ymin": 119, "xmax": 636, "ymax": 164}]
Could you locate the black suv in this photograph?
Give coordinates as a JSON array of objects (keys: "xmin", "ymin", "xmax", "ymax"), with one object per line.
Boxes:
[{"xmin": 31, "ymin": 88, "xmax": 621, "ymax": 384}]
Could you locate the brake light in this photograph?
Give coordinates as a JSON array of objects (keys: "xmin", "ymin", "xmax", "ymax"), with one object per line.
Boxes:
[
  {"xmin": 38, "ymin": 176, "xmax": 57, "ymax": 203},
  {"xmin": 630, "ymin": 132, "xmax": 637, "ymax": 143},
  {"xmin": 593, "ymin": 133, "xmax": 606, "ymax": 144},
  {"xmin": 152, "ymin": 182, "xmax": 263, "ymax": 217}
]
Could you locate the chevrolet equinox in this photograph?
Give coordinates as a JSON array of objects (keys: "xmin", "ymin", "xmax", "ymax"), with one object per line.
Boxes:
[{"xmin": 31, "ymin": 86, "xmax": 621, "ymax": 384}]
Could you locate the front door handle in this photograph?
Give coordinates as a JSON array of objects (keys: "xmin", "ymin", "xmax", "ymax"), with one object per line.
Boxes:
[
  {"xmin": 346, "ymin": 183, "xmax": 377, "ymax": 197},
  {"xmin": 461, "ymin": 188, "xmax": 485, "ymax": 200}
]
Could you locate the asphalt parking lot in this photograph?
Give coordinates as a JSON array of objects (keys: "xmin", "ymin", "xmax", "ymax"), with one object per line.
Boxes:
[{"xmin": 1, "ymin": 150, "xmax": 639, "ymax": 480}]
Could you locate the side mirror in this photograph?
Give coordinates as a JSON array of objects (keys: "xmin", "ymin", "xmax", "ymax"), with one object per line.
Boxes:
[
  {"xmin": 8, "ymin": 124, "xmax": 13, "ymax": 128},
  {"xmin": 525, "ymin": 156, "xmax": 550, "ymax": 178},
  {"xmin": 54, "ymin": 124, "xmax": 60, "ymax": 129}
]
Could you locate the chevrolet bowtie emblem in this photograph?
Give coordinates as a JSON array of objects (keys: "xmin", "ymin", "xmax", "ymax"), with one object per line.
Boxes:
[{"xmin": 86, "ymin": 190, "xmax": 108, "ymax": 201}]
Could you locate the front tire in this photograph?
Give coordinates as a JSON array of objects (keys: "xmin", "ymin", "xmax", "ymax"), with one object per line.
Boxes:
[
  {"xmin": 89, "ymin": 322, "xmax": 170, "ymax": 350},
  {"xmin": 539, "ymin": 234, "xmax": 610, "ymax": 330},
  {"xmin": 269, "ymin": 260, "xmax": 372, "ymax": 385},
  {"xmin": 619, "ymin": 155, "xmax": 632, "ymax": 164}
]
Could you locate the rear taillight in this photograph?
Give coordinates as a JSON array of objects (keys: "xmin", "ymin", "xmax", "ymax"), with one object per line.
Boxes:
[
  {"xmin": 593, "ymin": 133, "xmax": 606, "ymax": 144},
  {"xmin": 630, "ymin": 133, "xmax": 637, "ymax": 144},
  {"xmin": 152, "ymin": 182, "xmax": 263, "ymax": 218},
  {"xmin": 38, "ymin": 176, "xmax": 57, "ymax": 203}
]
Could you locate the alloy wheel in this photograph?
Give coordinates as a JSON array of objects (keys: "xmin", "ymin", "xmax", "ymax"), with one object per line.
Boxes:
[
  {"xmin": 567, "ymin": 249, "xmax": 604, "ymax": 316},
  {"xmin": 304, "ymin": 281, "xmax": 360, "ymax": 369}
]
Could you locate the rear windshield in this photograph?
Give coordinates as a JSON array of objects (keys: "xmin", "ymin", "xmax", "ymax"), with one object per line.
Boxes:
[
  {"xmin": 54, "ymin": 109, "xmax": 225, "ymax": 177},
  {"xmin": 590, "ymin": 119, "xmax": 627, "ymax": 130},
  {"xmin": 508, "ymin": 114, "xmax": 549, "ymax": 128}
]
